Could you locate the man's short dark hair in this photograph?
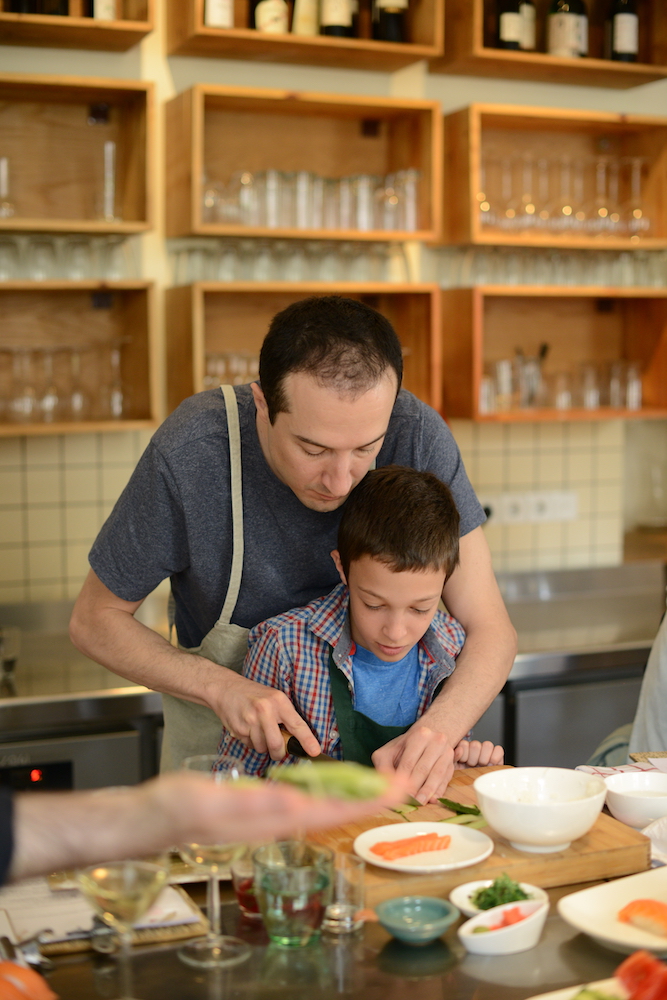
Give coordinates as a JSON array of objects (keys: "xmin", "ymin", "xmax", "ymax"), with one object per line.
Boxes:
[
  {"xmin": 337, "ymin": 466, "xmax": 460, "ymax": 582},
  {"xmin": 259, "ymin": 296, "xmax": 403, "ymax": 423}
]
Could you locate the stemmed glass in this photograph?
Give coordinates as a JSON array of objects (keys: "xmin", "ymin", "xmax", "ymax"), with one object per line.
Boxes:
[
  {"xmin": 39, "ymin": 349, "xmax": 62, "ymax": 424},
  {"xmin": 77, "ymin": 857, "xmax": 169, "ymax": 1000},
  {"xmin": 177, "ymin": 754, "xmax": 251, "ymax": 969},
  {"xmin": 99, "ymin": 345, "xmax": 127, "ymax": 420},
  {"xmin": 9, "ymin": 350, "xmax": 38, "ymax": 424},
  {"xmin": 622, "ymin": 156, "xmax": 651, "ymax": 238},
  {"xmin": 66, "ymin": 348, "xmax": 91, "ymax": 421}
]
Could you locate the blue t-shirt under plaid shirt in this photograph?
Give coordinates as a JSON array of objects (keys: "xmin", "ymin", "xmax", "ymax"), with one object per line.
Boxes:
[
  {"xmin": 351, "ymin": 643, "xmax": 421, "ymax": 726},
  {"xmin": 215, "ymin": 583, "xmax": 466, "ymax": 776}
]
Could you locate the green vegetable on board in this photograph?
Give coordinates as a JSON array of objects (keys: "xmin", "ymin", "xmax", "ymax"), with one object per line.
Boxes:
[
  {"xmin": 438, "ymin": 797, "xmax": 481, "ymax": 816},
  {"xmin": 470, "ymin": 874, "xmax": 531, "ymax": 910},
  {"xmin": 268, "ymin": 760, "xmax": 390, "ymax": 800},
  {"xmin": 571, "ymin": 991, "xmax": 620, "ymax": 1000}
]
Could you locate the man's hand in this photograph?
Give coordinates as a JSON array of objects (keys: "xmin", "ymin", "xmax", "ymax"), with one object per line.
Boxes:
[
  {"xmin": 371, "ymin": 725, "xmax": 456, "ymax": 805},
  {"xmin": 209, "ymin": 671, "xmax": 321, "ymax": 760},
  {"xmin": 453, "ymin": 739, "xmax": 504, "ymax": 769}
]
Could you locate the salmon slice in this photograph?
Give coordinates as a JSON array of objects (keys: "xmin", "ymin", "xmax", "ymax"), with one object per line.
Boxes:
[
  {"xmin": 370, "ymin": 832, "xmax": 452, "ymax": 861},
  {"xmin": 618, "ymin": 899, "xmax": 667, "ymax": 937}
]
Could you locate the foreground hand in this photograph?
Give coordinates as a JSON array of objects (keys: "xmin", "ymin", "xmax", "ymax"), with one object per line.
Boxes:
[
  {"xmin": 371, "ymin": 725, "xmax": 456, "ymax": 805},
  {"xmin": 159, "ymin": 771, "xmax": 406, "ymax": 846},
  {"xmin": 208, "ymin": 671, "xmax": 321, "ymax": 760},
  {"xmin": 454, "ymin": 739, "xmax": 504, "ymax": 769}
]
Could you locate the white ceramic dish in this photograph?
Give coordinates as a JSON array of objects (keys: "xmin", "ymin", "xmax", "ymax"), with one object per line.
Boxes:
[
  {"xmin": 473, "ymin": 767, "xmax": 607, "ymax": 853},
  {"xmin": 605, "ymin": 771, "xmax": 667, "ymax": 829},
  {"xmin": 449, "ymin": 879, "xmax": 549, "ymax": 918},
  {"xmin": 557, "ymin": 866, "xmax": 667, "ymax": 956},
  {"xmin": 457, "ymin": 899, "xmax": 549, "ymax": 956},
  {"xmin": 524, "ymin": 981, "xmax": 626, "ymax": 1000},
  {"xmin": 353, "ymin": 822, "xmax": 494, "ymax": 874}
]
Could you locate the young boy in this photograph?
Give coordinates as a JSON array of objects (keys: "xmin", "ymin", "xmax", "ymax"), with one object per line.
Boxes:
[{"xmin": 216, "ymin": 466, "xmax": 503, "ymax": 787}]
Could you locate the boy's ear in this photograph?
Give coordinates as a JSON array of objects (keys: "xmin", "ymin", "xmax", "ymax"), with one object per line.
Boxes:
[{"xmin": 331, "ymin": 550, "xmax": 347, "ymax": 585}]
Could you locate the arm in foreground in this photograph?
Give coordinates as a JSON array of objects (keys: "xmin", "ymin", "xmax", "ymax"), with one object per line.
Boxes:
[
  {"xmin": 372, "ymin": 527, "xmax": 516, "ymax": 803},
  {"xmin": 9, "ymin": 770, "xmax": 404, "ymax": 882},
  {"xmin": 69, "ymin": 569, "xmax": 320, "ymax": 759}
]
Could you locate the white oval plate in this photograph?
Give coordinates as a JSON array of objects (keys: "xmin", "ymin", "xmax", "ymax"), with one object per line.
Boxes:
[
  {"xmin": 353, "ymin": 822, "xmax": 493, "ymax": 874},
  {"xmin": 524, "ymin": 980, "xmax": 626, "ymax": 1000},
  {"xmin": 449, "ymin": 879, "xmax": 549, "ymax": 918},
  {"xmin": 557, "ymin": 866, "xmax": 667, "ymax": 956}
]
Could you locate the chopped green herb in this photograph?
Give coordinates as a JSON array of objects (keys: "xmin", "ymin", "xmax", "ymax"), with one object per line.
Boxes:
[
  {"xmin": 438, "ymin": 797, "xmax": 481, "ymax": 816},
  {"xmin": 470, "ymin": 874, "xmax": 530, "ymax": 910}
]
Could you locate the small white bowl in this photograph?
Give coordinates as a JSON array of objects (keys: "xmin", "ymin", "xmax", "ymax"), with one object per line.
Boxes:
[
  {"xmin": 473, "ymin": 767, "xmax": 606, "ymax": 853},
  {"xmin": 457, "ymin": 899, "xmax": 549, "ymax": 956},
  {"xmin": 605, "ymin": 771, "xmax": 667, "ymax": 829},
  {"xmin": 449, "ymin": 879, "xmax": 549, "ymax": 918}
]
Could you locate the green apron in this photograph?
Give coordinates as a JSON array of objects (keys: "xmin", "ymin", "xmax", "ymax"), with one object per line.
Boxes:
[{"xmin": 327, "ymin": 649, "xmax": 410, "ymax": 768}]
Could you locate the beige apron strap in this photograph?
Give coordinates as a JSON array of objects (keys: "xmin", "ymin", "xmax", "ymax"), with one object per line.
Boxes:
[{"xmin": 218, "ymin": 384, "xmax": 244, "ymax": 626}]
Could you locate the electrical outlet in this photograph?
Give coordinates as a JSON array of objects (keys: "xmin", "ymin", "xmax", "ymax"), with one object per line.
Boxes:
[{"xmin": 481, "ymin": 491, "xmax": 578, "ymax": 525}]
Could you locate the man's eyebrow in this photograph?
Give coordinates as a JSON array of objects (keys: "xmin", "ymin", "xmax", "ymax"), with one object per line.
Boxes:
[{"xmin": 294, "ymin": 432, "xmax": 386, "ymax": 450}]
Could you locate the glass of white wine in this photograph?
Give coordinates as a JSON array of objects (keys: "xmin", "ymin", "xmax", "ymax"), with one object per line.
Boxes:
[
  {"xmin": 177, "ymin": 754, "xmax": 252, "ymax": 969},
  {"xmin": 77, "ymin": 857, "xmax": 169, "ymax": 1000}
]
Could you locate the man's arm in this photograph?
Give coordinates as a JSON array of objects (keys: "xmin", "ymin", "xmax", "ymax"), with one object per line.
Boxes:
[
  {"xmin": 69, "ymin": 569, "xmax": 320, "ymax": 759},
  {"xmin": 372, "ymin": 527, "xmax": 516, "ymax": 803},
  {"xmin": 9, "ymin": 771, "xmax": 404, "ymax": 882}
]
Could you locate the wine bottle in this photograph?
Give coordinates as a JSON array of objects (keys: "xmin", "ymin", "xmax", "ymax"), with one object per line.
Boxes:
[
  {"xmin": 250, "ymin": 0, "xmax": 290, "ymax": 32},
  {"xmin": 82, "ymin": 0, "xmax": 117, "ymax": 17},
  {"xmin": 204, "ymin": 0, "xmax": 234, "ymax": 27},
  {"xmin": 608, "ymin": 0, "xmax": 639, "ymax": 62},
  {"xmin": 291, "ymin": 0, "xmax": 318, "ymax": 34},
  {"xmin": 372, "ymin": 0, "xmax": 407, "ymax": 42},
  {"xmin": 320, "ymin": 0, "xmax": 353, "ymax": 37},
  {"xmin": 8, "ymin": 0, "xmax": 39, "ymax": 10},
  {"xmin": 39, "ymin": 0, "xmax": 69, "ymax": 13},
  {"xmin": 497, "ymin": 1, "xmax": 535, "ymax": 52},
  {"xmin": 547, "ymin": 0, "xmax": 588, "ymax": 58}
]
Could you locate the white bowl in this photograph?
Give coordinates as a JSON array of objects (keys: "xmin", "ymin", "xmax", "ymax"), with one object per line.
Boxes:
[
  {"xmin": 473, "ymin": 767, "xmax": 607, "ymax": 853},
  {"xmin": 457, "ymin": 899, "xmax": 549, "ymax": 955},
  {"xmin": 605, "ymin": 771, "xmax": 667, "ymax": 829},
  {"xmin": 449, "ymin": 879, "xmax": 549, "ymax": 918}
]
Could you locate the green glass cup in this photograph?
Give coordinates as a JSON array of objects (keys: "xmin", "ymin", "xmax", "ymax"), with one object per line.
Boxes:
[{"xmin": 253, "ymin": 842, "xmax": 333, "ymax": 947}]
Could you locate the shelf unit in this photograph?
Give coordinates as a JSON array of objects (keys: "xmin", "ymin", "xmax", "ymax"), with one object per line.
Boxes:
[
  {"xmin": 0, "ymin": 73, "xmax": 153, "ymax": 234},
  {"xmin": 440, "ymin": 285, "xmax": 667, "ymax": 422},
  {"xmin": 0, "ymin": 280, "xmax": 157, "ymax": 436},
  {"xmin": 432, "ymin": 0, "xmax": 667, "ymax": 89},
  {"xmin": 0, "ymin": 0, "xmax": 154, "ymax": 51},
  {"xmin": 165, "ymin": 282, "xmax": 442, "ymax": 414},
  {"xmin": 166, "ymin": 0, "xmax": 443, "ymax": 71},
  {"xmin": 165, "ymin": 85, "xmax": 441, "ymax": 242},
  {"xmin": 443, "ymin": 103, "xmax": 667, "ymax": 250}
]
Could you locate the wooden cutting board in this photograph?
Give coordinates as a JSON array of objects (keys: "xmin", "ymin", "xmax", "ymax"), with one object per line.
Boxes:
[{"xmin": 307, "ymin": 766, "xmax": 651, "ymax": 907}]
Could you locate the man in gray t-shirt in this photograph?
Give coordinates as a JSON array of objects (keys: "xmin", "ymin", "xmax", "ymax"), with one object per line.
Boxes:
[{"xmin": 71, "ymin": 296, "xmax": 516, "ymax": 803}]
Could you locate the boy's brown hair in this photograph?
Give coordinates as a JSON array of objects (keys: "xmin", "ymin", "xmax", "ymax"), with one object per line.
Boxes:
[{"xmin": 337, "ymin": 465, "xmax": 460, "ymax": 581}]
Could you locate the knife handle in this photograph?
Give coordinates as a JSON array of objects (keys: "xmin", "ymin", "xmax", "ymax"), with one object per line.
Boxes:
[{"xmin": 280, "ymin": 726, "xmax": 310, "ymax": 759}]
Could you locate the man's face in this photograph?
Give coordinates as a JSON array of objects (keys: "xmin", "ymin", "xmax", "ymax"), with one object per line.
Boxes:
[
  {"xmin": 341, "ymin": 553, "xmax": 445, "ymax": 662},
  {"xmin": 252, "ymin": 371, "xmax": 397, "ymax": 512}
]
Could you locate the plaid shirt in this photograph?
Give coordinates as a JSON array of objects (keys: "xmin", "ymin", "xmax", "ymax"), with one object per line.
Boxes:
[{"xmin": 216, "ymin": 583, "xmax": 466, "ymax": 776}]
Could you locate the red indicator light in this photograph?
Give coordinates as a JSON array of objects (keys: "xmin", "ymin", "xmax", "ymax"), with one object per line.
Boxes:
[{"xmin": 29, "ymin": 769, "xmax": 43, "ymax": 783}]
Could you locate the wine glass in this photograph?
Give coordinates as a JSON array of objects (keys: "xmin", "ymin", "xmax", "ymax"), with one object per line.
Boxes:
[
  {"xmin": 177, "ymin": 754, "xmax": 251, "ymax": 969},
  {"xmin": 77, "ymin": 857, "xmax": 169, "ymax": 1000},
  {"xmin": 66, "ymin": 348, "xmax": 91, "ymax": 421}
]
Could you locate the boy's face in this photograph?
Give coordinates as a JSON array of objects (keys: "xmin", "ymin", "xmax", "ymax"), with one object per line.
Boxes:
[{"xmin": 334, "ymin": 552, "xmax": 446, "ymax": 662}]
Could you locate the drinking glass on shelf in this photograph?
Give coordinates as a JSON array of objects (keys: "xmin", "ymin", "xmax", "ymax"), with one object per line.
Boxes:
[
  {"xmin": 66, "ymin": 348, "xmax": 91, "ymax": 421},
  {"xmin": 63, "ymin": 237, "xmax": 93, "ymax": 280},
  {"xmin": 98, "ymin": 346, "xmax": 127, "ymax": 420},
  {"xmin": 494, "ymin": 358, "xmax": 514, "ymax": 412},
  {"xmin": 0, "ymin": 157, "xmax": 15, "ymax": 219},
  {"xmin": 498, "ymin": 156, "xmax": 520, "ymax": 232},
  {"xmin": 323, "ymin": 179, "xmax": 340, "ymax": 230},
  {"xmin": 9, "ymin": 350, "xmax": 38, "ymax": 424},
  {"xmin": 77, "ymin": 857, "xmax": 169, "ymax": 1000},
  {"xmin": 515, "ymin": 153, "xmax": 538, "ymax": 234},
  {"xmin": 263, "ymin": 169, "xmax": 281, "ymax": 229},
  {"xmin": 294, "ymin": 170, "xmax": 314, "ymax": 230},
  {"xmin": 177, "ymin": 755, "xmax": 251, "ymax": 969},
  {"xmin": 477, "ymin": 153, "xmax": 500, "ymax": 229},
  {"xmin": 607, "ymin": 361, "xmax": 625, "ymax": 408},
  {"xmin": 354, "ymin": 174, "xmax": 377, "ymax": 231},
  {"xmin": 550, "ymin": 371, "xmax": 573, "ymax": 411},
  {"xmin": 39, "ymin": 349, "xmax": 62, "ymax": 423},
  {"xmin": 27, "ymin": 238, "xmax": 57, "ymax": 281},
  {"xmin": 622, "ymin": 156, "xmax": 651, "ymax": 239},
  {"xmin": 373, "ymin": 175, "xmax": 401, "ymax": 231},
  {"xmin": 584, "ymin": 157, "xmax": 621, "ymax": 237},
  {"xmin": 395, "ymin": 168, "xmax": 419, "ymax": 231},
  {"xmin": 202, "ymin": 176, "xmax": 224, "ymax": 223},
  {"xmin": 579, "ymin": 363, "xmax": 601, "ymax": 410},
  {"xmin": 0, "ymin": 238, "xmax": 19, "ymax": 281},
  {"xmin": 545, "ymin": 156, "xmax": 575, "ymax": 236},
  {"xmin": 626, "ymin": 362, "xmax": 643, "ymax": 410},
  {"xmin": 338, "ymin": 176, "xmax": 354, "ymax": 231}
]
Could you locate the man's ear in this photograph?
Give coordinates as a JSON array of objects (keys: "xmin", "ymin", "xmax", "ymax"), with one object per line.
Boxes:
[
  {"xmin": 331, "ymin": 550, "xmax": 347, "ymax": 586},
  {"xmin": 251, "ymin": 381, "xmax": 269, "ymax": 422}
]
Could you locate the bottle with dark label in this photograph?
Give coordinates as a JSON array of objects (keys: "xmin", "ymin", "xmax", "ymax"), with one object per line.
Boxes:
[
  {"xmin": 249, "ymin": 0, "xmax": 290, "ymax": 32},
  {"xmin": 607, "ymin": 0, "xmax": 639, "ymax": 61},
  {"xmin": 320, "ymin": 0, "xmax": 353, "ymax": 36},
  {"xmin": 497, "ymin": 0, "xmax": 536, "ymax": 52},
  {"xmin": 8, "ymin": 0, "xmax": 39, "ymax": 10},
  {"xmin": 547, "ymin": 0, "xmax": 588, "ymax": 58},
  {"xmin": 372, "ymin": 0, "xmax": 407, "ymax": 42}
]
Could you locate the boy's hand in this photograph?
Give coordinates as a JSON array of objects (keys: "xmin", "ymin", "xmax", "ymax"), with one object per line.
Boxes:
[
  {"xmin": 453, "ymin": 739, "xmax": 504, "ymax": 769},
  {"xmin": 371, "ymin": 725, "xmax": 456, "ymax": 805}
]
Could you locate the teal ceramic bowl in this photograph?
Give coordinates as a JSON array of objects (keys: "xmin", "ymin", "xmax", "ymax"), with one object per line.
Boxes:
[{"xmin": 375, "ymin": 896, "xmax": 460, "ymax": 946}]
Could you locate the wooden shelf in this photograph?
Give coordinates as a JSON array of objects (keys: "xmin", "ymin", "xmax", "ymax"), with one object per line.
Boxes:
[
  {"xmin": 167, "ymin": 0, "xmax": 442, "ymax": 70},
  {"xmin": 432, "ymin": 0, "xmax": 667, "ymax": 89},
  {"xmin": 0, "ymin": 73, "xmax": 153, "ymax": 235},
  {"xmin": 166, "ymin": 85, "xmax": 441, "ymax": 242},
  {"xmin": 0, "ymin": 280, "xmax": 158, "ymax": 435},
  {"xmin": 0, "ymin": 0, "xmax": 153, "ymax": 51},
  {"xmin": 165, "ymin": 282, "xmax": 442, "ymax": 414},
  {"xmin": 440, "ymin": 285, "xmax": 667, "ymax": 422},
  {"xmin": 443, "ymin": 103, "xmax": 667, "ymax": 250}
]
